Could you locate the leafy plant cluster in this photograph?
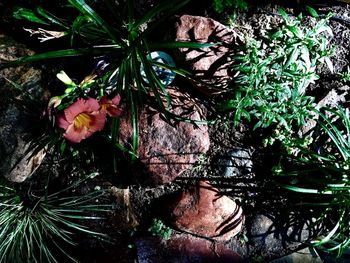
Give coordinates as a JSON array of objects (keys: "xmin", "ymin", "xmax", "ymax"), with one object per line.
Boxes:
[
  {"xmin": 148, "ymin": 218, "xmax": 173, "ymax": 240},
  {"xmin": 3, "ymin": 0, "xmax": 212, "ymax": 158},
  {"xmin": 273, "ymin": 107, "xmax": 350, "ymax": 256},
  {"xmin": 220, "ymin": 8, "xmax": 334, "ymax": 131}
]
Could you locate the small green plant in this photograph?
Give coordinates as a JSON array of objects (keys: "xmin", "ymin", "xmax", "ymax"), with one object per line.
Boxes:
[
  {"xmin": 219, "ymin": 8, "xmax": 334, "ymax": 131},
  {"xmin": 337, "ymin": 66, "xmax": 350, "ymax": 82},
  {"xmin": 0, "ymin": 175, "xmax": 112, "ymax": 263},
  {"xmin": 148, "ymin": 218, "xmax": 173, "ymax": 240},
  {"xmin": 213, "ymin": 0, "xmax": 248, "ymax": 21},
  {"xmin": 272, "ymin": 107, "xmax": 350, "ymax": 257}
]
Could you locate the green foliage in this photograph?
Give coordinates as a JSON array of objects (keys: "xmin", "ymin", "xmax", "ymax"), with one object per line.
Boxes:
[
  {"xmin": 273, "ymin": 107, "xmax": 350, "ymax": 257},
  {"xmin": 338, "ymin": 66, "xmax": 350, "ymax": 82},
  {"xmin": 148, "ymin": 218, "xmax": 173, "ymax": 240},
  {"xmin": 213, "ymin": 0, "xmax": 248, "ymax": 17},
  {"xmin": 219, "ymin": 8, "xmax": 334, "ymax": 131},
  {"xmin": 1, "ymin": 0, "xmax": 215, "ymax": 159},
  {"xmin": 0, "ymin": 176, "xmax": 112, "ymax": 263}
]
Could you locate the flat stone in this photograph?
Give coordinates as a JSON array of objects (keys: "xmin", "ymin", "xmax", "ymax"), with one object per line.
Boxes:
[
  {"xmin": 136, "ymin": 234, "xmax": 244, "ymax": 263},
  {"xmin": 119, "ymin": 86, "xmax": 210, "ymax": 185},
  {"xmin": 175, "ymin": 15, "xmax": 243, "ymax": 95},
  {"xmin": 166, "ymin": 181, "xmax": 244, "ymax": 241}
]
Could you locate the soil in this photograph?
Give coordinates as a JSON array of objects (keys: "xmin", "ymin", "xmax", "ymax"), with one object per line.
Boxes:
[{"xmin": 1, "ymin": 0, "xmax": 350, "ymax": 262}]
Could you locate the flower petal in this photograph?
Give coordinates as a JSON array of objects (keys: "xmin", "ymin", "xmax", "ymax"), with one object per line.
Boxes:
[
  {"xmin": 57, "ymin": 114, "xmax": 70, "ymax": 129},
  {"xmin": 111, "ymin": 94, "xmax": 121, "ymax": 105},
  {"xmin": 107, "ymin": 106, "xmax": 122, "ymax": 117},
  {"xmin": 65, "ymin": 98, "xmax": 100, "ymax": 121},
  {"xmin": 64, "ymin": 124, "xmax": 89, "ymax": 143},
  {"xmin": 88, "ymin": 111, "xmax": 106, "ymax": 132}
]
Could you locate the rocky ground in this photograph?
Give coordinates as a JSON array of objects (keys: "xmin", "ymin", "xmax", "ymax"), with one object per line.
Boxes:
[{"xmin": 1, "ymin": 1, "xmax": 350, "ymax": 262}]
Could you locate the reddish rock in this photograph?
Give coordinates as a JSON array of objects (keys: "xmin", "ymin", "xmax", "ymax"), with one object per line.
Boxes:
[
  {"xmin": 119, "ymin": 87, "xmax": 210, "ymax": 185},
  {"xmin": 167, "ymin": 181, "xmax": 244, "ymax": 241},
  {"xmin": 175, "ymin": 15, "xmax": 243, "ymax": 94},
  {"xmin": 136, "ymin": 234, "xmax": 244, "ymax": 263}
]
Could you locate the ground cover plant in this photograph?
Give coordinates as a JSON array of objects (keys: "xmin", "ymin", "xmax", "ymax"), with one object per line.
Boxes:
[{"xmin": 220, "ymin": 7, "xmax": 334, "ymax": 131}]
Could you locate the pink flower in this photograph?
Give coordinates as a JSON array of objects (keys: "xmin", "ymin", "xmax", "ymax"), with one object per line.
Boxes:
[
  {"xmin": 99, "ymin": 95, "xmax": 122, "ymax": 117},
  {"xmin": 57, "ymin": 98, "xmax": 106, "ymax": 143}
]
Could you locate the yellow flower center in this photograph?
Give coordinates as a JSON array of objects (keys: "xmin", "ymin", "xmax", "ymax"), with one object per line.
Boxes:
[{"xmin": 74, "ymin": 112, "xmax": 93, "ymax": 129}]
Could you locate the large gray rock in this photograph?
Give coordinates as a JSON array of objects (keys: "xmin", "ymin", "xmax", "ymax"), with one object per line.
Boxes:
[
  {"xmin": 0, "ymin": 33, "xmax": 46, "ymax": 182},
  {"xmin": 119, "ymin": 86, "xmax": 210, "ymax": 185}
]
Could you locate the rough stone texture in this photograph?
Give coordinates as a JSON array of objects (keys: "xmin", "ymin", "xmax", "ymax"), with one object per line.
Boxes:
[
  {"xmin": 136, "ymin": 234, "xmax": 244, "ymax": 263},
  {"xmin": 175, "ymin": 15, "xmax": 243, "ymax": 94},
  {"xmin": 217, "ymin": 148, "xmax": 253, "ymax": 178},
  {"xmin": 166, "ymin": 181, "xmax": 244, "ymax": 241},
  {"xmin": 0, "ymin": 34, "xmax": 45, "ymax": 182},
  {"xmin": 247, "ymin": 214, "xmax": 311, "ymax": 259},
  {"xmin": 270, "ymin": 247, "xmax": 323, "ymax": 263},
  {"xmin": 119, "ymin": 86, "xmax": 210, "ymax": 185}
]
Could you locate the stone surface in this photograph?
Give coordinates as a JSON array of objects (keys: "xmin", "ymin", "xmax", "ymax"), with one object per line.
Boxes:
[
  {"xmin": 270, "ymin": 247, "xmax": 323, "ymax": 263},
  {"xmin": 136, "ymin": 234, "xmax": 244, "ymax": 263},
  {"xmin": 247, "ymin": 214, "xmax": 311, "ymax": 259},
  {"xmin": 166, "ymin": 181, "xmax": 244, "ymax": 241},
  {"xmin": 0, "ymin": 34, "xmax": 46, "ymax": 182},
  {"xmin": 119, "ymin": 86, "xmax": 210, "ymax": 185},
  {"xmin": 217, "ymin": 148, "xmax": 253, "ymax": 178},
  {"xmin": 175, "ymin": 15, "xmax": 243, "ymax": 94}
]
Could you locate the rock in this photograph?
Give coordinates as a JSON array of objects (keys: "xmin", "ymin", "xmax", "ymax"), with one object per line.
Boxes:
[
  {"xmin": 136, "ymin": 234, "xmax": 244, "ymax": 263},
  {"xmin": 174, "ymin": 15, "xmax": 243, "ymax": 95},
  {"xmin": 217, "ymin": 148, "xmax": 253, "ymax": 178},
  {"xmin": 166, "ymin": 181, "xmax": 244, "ymax": 241},
  {"xmin": 119, "ymin": 86, "xmax": 210, "ymax": 185},
  {"xmin": 270, "ymin": 247, "xmax": 323, "ymax": 263},
  {"xmin": 247, "ymin": 214, "xmax": 311, "ymax": 259},
  {"xmin": 0, "ymin": 34, "xmax": 46, "ymax": 182}
]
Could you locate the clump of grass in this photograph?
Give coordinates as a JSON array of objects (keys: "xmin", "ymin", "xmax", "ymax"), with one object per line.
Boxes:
[
  {"xmin": 273, "ymin": 107, "xmax": 350, "ymax": 257},
  {"xmin": 219, "ymin": 7, "xmax": 334, "ymax": 131},
  {"xmin": 0, "ymin": 176, "xmax": 112, "ymax": 263}
]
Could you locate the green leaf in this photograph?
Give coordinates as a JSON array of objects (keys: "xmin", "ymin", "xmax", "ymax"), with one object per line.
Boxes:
[
  {"xmin": 13, "ymin": 7, "xmax": 49, "ymax": 25},
  {"xmin": 0, "ymin": 46, "xmax": 122, "ymax": 70},
  {"xmin": 307, "ymin": 6, "xmax": 319, "ymax": 18},
  {"xmin": 68, "ymin": 0, "xmax": 124, "ymax": 47},
  {"xmin": 278, "ymin": 8, "xmax": 289, "ymax": 21},
  {"xmin": 132, "ymin": 0, "xmax": 190, "ymax": 31}
]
